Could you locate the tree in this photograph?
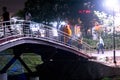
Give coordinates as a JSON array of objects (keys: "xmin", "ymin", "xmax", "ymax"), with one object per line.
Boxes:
[
  {"xmin": 24, "ymin": 0, "xmax": 83, "ymax": 25},
  {"xmin": 24, "ymin": 0, "xmax": 100, "ymax": 37},
  {"xmin": 14, "ymin": 10, "xmax": 25, "ymax": 18}
]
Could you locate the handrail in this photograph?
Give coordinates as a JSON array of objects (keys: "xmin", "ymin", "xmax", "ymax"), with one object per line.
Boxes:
[{"xmin": 0, "ymin": 20, "xmax": 95, "ymax": 56}]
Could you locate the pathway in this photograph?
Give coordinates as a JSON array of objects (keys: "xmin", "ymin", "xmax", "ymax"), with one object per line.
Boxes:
[{"xmin": 90, "ymin": 50, "xmax": 120, "ymax": 67}]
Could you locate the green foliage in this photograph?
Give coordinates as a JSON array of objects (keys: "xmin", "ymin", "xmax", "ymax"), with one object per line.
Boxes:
[
  {"xmin": 84, "ymin": 35, "xmax": 120, "ymax": 50},
  {"xmin": 94, "ymin": 11, "xmax": 113, "ymax": 27},
  {"xmin": 22, "ymin": 54, "xmax": 43, "ymax": 72},
  {"xmin": 14, "ymin": 10, "xmax": 25, "ymax": 18},
  {"xmin": 0, "ymin": 52, "xmax": 43, "ymax": 74},
  {"xmin": 101, "ymin": 77, "xmax": 111, "ymax": 80},
  {"xmin": 83, "ymin": 38, "xmax": 97, "ymax": 48},
  {"xmin": 0, "ymin": 49, "xmax": 13, "ymax": 70},
  {"xmin": 0, "ymin": 55, "xmax": 13, "ymax": 70}
]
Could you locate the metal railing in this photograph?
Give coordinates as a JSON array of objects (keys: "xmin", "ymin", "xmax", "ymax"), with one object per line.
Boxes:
[{"xmin": 0, "ymin": 20, "xmax": 95, "ymax": 56}]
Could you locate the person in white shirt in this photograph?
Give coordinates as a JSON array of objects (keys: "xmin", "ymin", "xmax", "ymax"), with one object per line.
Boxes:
[{"xmin": 97, "ymin": 37, "xmax": 104, "ymax": 54}]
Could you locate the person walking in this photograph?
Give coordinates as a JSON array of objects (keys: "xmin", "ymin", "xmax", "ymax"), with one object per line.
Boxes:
[
  {"xmin": 2, "ymin": 6, "xmax": 13, "ymax": 35},
  {"xmin": 63, "ymin": 24, "xmax": 72, "ymax": 45},
  {"xmin": 23, "ymin": 11, "xmax": 32, "ymax": 35},
  {"xmin": 97, "ymin": 37, "xmax": 104, "ymax": 54},
  {"xmin": 25, "ymin": 12, "xmax": 31, "ymax": 21},
  {"xmin": 78, "ymin": 37, "xmax": 83, "ymax": 50}
]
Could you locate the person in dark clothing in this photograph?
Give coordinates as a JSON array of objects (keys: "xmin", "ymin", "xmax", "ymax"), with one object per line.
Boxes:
[
  {"xmin": 2, "ymin": 6, "xmax": 13, "ymax": 35},
  {"xmin": 2, "ymin": 7, "xmax": 10, "ymax": 21},
  {"xmin": 23, "ymin": 12, "xmax": 31, "ymax": 35}
]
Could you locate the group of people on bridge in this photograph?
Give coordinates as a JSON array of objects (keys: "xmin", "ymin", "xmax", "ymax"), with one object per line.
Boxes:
[
  {"xmin": 0, "ymin": 6, "xmax": 105, "ymax": 53},
  {"xmin": 61, "ymin": 24, "xmax": 83, "ymax": 49},
  {"xmin": 0, "ymin": 6, "xmax": 84, "ymax": 50}
]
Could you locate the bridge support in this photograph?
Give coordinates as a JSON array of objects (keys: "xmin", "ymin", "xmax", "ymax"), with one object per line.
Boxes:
[
  {"xmin": 30, "ymin": 77, "xmax": 39, "ymax": 80},
  {"xmin": 0, "ymin": 73, "xmax": 7, "ymax": 80},
  {"xmin": 0, "ymin": 49, "xmax": 32, "ymax": 74}
]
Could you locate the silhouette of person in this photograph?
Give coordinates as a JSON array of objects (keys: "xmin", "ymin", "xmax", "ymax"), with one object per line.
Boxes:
[
  {"xmin": 23, "ymin": 11, "xmax": 31, "ymax": 35},
  {"xmin": 2, "ymin": 7, "xmax": 10, "ymax": 21},
  {"xmin": 2, "ymin": 6, "xmax": 13, "ymax": 35},
  {"xmin": 25, "ymin": 12, "xmax": 31, "ymax": 21}
]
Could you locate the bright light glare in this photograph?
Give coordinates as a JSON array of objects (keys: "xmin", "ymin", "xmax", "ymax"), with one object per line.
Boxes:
[
  {"xmin": 52, "ymin": 22, "xmax": 57, "ymax": 27},
  {"xmin": 105, "ymin": 0, "xmax": 119, "ymax": 9},
  {"xmin": 11, "ymin": 17, "xmax": 18, "ymax": 22},
  {"xmin": 52, "ymin": 28, "xmax": 58, "ymax": 36},
  {"xmin": 30, "ymin": 24, "xmax": 39, "ymax": 31},
  {"xmin": 60, "ymin": 21, "xmax": 66, "ymax": 25}
]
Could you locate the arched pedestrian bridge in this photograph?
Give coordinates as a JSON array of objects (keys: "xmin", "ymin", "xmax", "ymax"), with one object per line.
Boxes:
[
  {"xmin": 0, "ymin": 20, "xmax": 92, "ymax": 58},
  {"xmin": 0, "ymin": 20, "xmax": 119, "ymax": 80}
]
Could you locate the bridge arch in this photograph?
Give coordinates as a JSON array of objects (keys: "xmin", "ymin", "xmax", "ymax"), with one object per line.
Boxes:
[
  {"xmin": 0, "ymin": 36, "xmax": 90, "ymax": 58},
  {"xmin": 0, "ymin": 35, "xmax": 89, "ymax": 74},
  {"xmin": 0, "ymin": 20, "xmax": 93, "ymax": 80}
]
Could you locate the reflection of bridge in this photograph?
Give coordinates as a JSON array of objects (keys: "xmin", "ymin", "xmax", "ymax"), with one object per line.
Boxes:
[{"xmin": 0, "ymin": 20, "xmax": 119, "ymax": 80}]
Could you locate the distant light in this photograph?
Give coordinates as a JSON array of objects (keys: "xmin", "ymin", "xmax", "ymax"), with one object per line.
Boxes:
[
  {"xmin": 30, "ymin": 23, "xmax": 39, "ymax": 31},
  {"xmin": 60, "ymin": 21, "xmax": 66, "ymax": 25},
  {"xmin": 52, "ymin": 22, "xmax": 57, "ymax": 27},
  {"xmin": 52, "ymin": 28, "xmax": 58, "ymax": 36},
  {"xmin": 105, "ymin": 0, "xmax": 119, "ymax": 10},
  {"xmin": 78, "ymin": 10, "xmax": 91, "ymax": 14},
  {"xmin": 11, "ymin": 17, "xmax": 17, "ymax": 22}
]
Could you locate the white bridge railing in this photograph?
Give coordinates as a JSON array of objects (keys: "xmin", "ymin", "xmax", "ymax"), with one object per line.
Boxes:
[{"xmin": 0, "ymin": 20, "xmax": 95, "ymax": 55}]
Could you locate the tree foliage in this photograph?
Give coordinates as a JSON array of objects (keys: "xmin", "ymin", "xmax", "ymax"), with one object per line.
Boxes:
[{"xmin": 24, "ymin": 0, "xmax": 83, "ymax": 24}]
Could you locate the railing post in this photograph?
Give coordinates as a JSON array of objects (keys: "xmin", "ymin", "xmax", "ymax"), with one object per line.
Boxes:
[
  {"xmin": 3, "ymin": 24, "xmax": 6, "ymax": 37},
  {"xmin": 0, "ymin": 73, "xmax": 7, "ymax": 80}
]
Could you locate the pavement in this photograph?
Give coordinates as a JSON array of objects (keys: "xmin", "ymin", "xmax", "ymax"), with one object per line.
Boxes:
[{"xmin": 90, "ymin": 50, "xmax": 120, "ymax": 67}]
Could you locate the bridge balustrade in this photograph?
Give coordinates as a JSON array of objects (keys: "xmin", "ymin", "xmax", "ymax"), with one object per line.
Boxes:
[{"xmin": 0, "ymin": 20, "xmax": 95, "ymax": 55}]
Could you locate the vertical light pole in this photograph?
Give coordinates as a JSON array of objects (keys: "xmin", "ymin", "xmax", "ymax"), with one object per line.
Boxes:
[
  {"xmin": 105, "ymin": 0, "xmax": 119, "ymax": 65},
  {"xmin": 113, "ymin": 11, "xmax": 116, "ymax": 65}
]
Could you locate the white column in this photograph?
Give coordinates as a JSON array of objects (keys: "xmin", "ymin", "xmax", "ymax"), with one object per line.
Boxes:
[
  {"xmin": 0, "ymin": 73, "xmax": 7, "ymax": 80},
  {"xmin": 30, "ymin": 77, "xmax": 39, "ymax": 80}
]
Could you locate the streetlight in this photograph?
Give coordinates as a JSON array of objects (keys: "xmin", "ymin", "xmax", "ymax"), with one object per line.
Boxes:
[{"xmin": 105, "ymin": 0, "xmax": 119, "ymax": 65}]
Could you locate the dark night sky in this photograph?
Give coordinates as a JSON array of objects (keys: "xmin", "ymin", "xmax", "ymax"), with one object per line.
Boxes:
[{"xmin": 0, "ymin": 0, "xmax": 27, "ymax": 15}]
